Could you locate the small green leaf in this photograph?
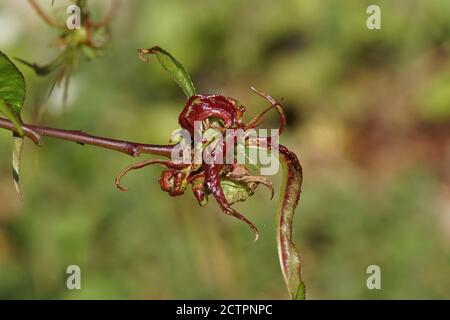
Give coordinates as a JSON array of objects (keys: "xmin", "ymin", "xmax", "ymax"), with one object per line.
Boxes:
[
  {"xmin": 220, "ymin": 179, "xmax": 253, "ymax": 205},
  {"xmin": 138, "ymin": 46, "xmax": 196, "ymax": 98}
]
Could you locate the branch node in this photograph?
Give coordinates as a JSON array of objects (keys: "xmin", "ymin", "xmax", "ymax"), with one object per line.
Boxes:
[{"xmin": 130, "ymin": 145, "xmax": 141, "ymax": 157}]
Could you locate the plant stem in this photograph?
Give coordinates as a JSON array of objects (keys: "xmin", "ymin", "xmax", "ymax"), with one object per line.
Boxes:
[
  {"xmin": 28, "ymin": 0, "xmax": 61, "ymax": 28},
  {"xmin": 0, "ymin": 117, "xmax": 174, "ymax": 158}
]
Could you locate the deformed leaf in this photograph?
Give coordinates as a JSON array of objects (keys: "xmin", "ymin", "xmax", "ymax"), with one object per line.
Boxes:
[
  {"xmin": 277, "ymin": 145, "xmax": 305, "ymax": 300},
  {"xmin": 12, "ymin": 135, "xmax": 24, "ymax": 196},
  {"xmin": 138, "ymin": 46, "xmax": 196, "ymax": 98}
]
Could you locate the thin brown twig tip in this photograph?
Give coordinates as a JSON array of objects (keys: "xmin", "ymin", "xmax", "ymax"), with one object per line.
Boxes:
[
  {"xmin": 115, "ymin": 184, "xmax": 128, "ymax": 192},
  {"xmin": 250, "ymin": 86, "xmax": 265, "ymax": 97},
  {"xmin": 250, "ymin": 223, "xmax": 260, "ymax": 242},
  {"xmin": 137, "ymin": 49, "xmax": 150, "ymax": 62},
  {"xmin": 114, "ymin": 176, "xmax": 128, "ymax": 191},
  {"xmin": 137, "ymin": 46, "xmax": 161, "ymax": 62},
  {"xmin": 265, "ymin": 183, "xmax": 275, "ymax": 199},
  {"xmin": 250, "ymin": 86, "xmax": 259, "ymax": 95},
  {"xmin": 253, "ymin": 232, "xmax": 260, "ymax": 242}
]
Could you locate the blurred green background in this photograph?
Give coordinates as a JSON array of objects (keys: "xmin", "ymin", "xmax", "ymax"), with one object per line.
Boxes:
[{"xmin": 0, "ymin": 0, "xmax": 449, "ymax": 299}]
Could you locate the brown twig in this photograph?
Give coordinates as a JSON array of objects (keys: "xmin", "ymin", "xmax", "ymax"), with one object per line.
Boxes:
[
  {"xmin": 28, "ymin": 0, "xmax": 62, "ymax": 28},
  {"xmin": 0, "ymin": 117, "xmax": 174, "ymax": 158}
]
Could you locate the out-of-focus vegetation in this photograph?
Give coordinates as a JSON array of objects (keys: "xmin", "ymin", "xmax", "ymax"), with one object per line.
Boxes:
[{"xmin": 0, "ymin": 0, "xmax": 449, "ymax": 299}]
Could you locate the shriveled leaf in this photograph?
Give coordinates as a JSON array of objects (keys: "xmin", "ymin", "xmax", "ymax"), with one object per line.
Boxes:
[
  {"xmin": 138, "ymin": 46, "xmax": 196, "ymax": 98},
  {"xmin": 0, "ymin": 50, "xmax": 27, "ymax": 196},
  {"xmin": 12, "ymin": 135, "xmax": 24, "ymax": 196},
  {"xmin": 277, "ymin": 145, "xmax": 305, "ymax": 300}
]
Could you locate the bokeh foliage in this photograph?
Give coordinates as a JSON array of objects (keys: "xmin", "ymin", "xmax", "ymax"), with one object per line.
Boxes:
[{"xmin": 0, "ymin": 0, "xmax": 449, "ymax": 299}]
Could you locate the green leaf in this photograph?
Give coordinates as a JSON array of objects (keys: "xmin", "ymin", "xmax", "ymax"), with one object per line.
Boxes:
[
  {"xmin": 138, "ymin": 46, "xmax": 196, "ymax": 98},
  {"xmin": 0, "ymin": 50, "xmax": 26, "ymax": 133},
  {"xmin": 277, "ymin": 145, "xmax": 305, "ymax": 300},
  {"xmin": 0, "ymin": 50, "xmax": 27, "ymax": 196}
]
